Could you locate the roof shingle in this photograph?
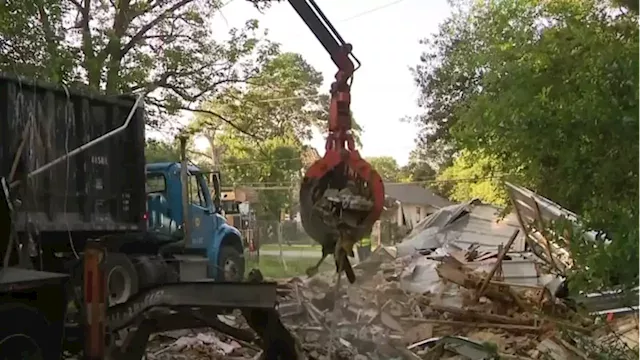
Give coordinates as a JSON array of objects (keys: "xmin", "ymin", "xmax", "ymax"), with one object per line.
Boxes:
[{"xmin": 384, "ymin": 183, "xmax": 453, "ymax": 209}]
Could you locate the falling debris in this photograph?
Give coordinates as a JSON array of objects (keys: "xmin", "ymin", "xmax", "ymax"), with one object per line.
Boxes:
[
  {"xmin": 143, "ymin": 197, "xmax": 638, "ymax": 360},
  {"xmin": 142, "ymin": 247, "xmax": 637, "ymax": 359}
]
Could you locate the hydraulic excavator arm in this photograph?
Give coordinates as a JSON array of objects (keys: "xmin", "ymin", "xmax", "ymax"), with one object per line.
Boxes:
[
  {"xmin": 287, "ymin": 0, "xmax": 359, "ymax": 153},
  {"xmin": 284, "ymin": 0, "xmax": 385, "ymax": 284}
]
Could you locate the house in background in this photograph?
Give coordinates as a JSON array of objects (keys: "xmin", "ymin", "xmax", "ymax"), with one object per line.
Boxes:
[
  {"xmin": 220, "ymin": 186, "xmax": 259, "ymax": 207},
  {"xmin": 384, "ymin": 183, "xmax": 454, "ymax": 228}
]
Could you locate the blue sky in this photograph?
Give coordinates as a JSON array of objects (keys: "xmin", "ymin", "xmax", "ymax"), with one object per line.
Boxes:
[{"xmin": 209, "ymin": 0, "xmax": 452, "ymax": 166}]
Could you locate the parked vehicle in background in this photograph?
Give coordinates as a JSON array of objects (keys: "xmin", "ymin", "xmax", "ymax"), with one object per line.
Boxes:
[{"xmin": 221, "ymin": 189, "xmax": 258, "ymax": 252}]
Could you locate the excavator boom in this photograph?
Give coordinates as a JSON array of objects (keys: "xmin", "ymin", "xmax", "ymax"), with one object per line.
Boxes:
[
  {"xmin": 287, "ymin": 0, "xmax": 360, "ymax": 74},
  {"xmin": 282, "ymin": 0, "xmax": 385, "ymax": 284}
]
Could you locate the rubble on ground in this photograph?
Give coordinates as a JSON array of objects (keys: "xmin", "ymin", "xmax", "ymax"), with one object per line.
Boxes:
[
  {"xmin": 146, "ymin": 193, "xmax": 638, "ymax": 359},
  {"xmin": 144, "ymin": 243, "xmax": 638, "ymax": 359},
  {"xmin": 145, "ymin": 329, "xmax": 247, "ymax": 360}
]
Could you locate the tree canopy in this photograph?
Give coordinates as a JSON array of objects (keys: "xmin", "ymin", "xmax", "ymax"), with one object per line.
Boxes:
[
  {"xmin": 183, "ymin": 51, "xmax": 329, "ymax": 220},
  {"xmin": 145, "ymin": 139, "xmax": 180, "ymax": 163},
  {"xmin": 216, "ymin": 135, "xmax": 302, "ymax": 220},
  {"xmin": 399, "ymin": 151, "xmax": 437, "ymax": 183},
  {"xmin": 189, "ymin": 52, "xmax": 326, "ymax": 143},
  {"xmin": 365, "ymin": 156, "xmax": 400, "ymax": 183},
  {"xmin": 435, "ymin": 150, "xmax": 508, "ymax": 207},
  {"xmin": 0, "ymin": 0, "xmax": 329, "ymax": 222},
  {"xmin": 0, "ymin": 0, "xmax": 276, "ymax": 127},
  {"xmin": 410, "ymin": 0, "xmax": 638, "ymax": 291}
]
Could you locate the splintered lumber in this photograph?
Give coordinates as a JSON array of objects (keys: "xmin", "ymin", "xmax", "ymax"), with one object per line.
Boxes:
[
  {"xmin": 436, "ymin": 258, "xmax": 525, "ymax": 310},
  {"xmin": 476, "ymin": 229, "xmax": 520, "ymax": 298},
  {"xmin": 430, "ymin": 304, "xmax": 534, "ymax": 326},
  {"xmin": 489, "ymin": 280, "xmax": 543, "ymax": 290},
  {"xmin": 400, "ymin": 318, "xmax": 541, "ymax": 332}
]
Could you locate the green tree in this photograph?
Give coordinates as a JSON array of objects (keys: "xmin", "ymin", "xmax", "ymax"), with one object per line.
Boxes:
[
  {"xmin": 0, "ymin": 0, "xmax": 277, "ymax": 126},
  {"xmin": 399, "ymin": 150, "xmax": 437, "ymax": 182},
  {"xmin": 365, "ymin": 156, "xmax": 401, "ymax": 182},
  {"xmin": 186, "ymin": 51, "xmax": 326, "ymax": 219},
  {"xmin": 218, "ymin": 135, "xmax": 302, "ymax": 220},
  {"xmin": 0, "ymin": 0, "xmax": 76, "ymax": 82},
  {"xmin": 190, "ymin": 52, "xmax": 326, "ymax": 142},
  {"xmin": 407, "ymin": 0, "xmax": 483, "ymax": 169},
  {"xmin": 145, "ymin": 139, "xmax": 180, "ymax": 163},
  {"xmin": 413, "ymin": 0, "xmax": 639, "ymax": 291},
  {"xmin": 350, "ymin": 116, "xmax": 364, "ymax": 148},
  {"xmin": 435, "ymin": 150, "xmax": 509, "ymax": 207}
]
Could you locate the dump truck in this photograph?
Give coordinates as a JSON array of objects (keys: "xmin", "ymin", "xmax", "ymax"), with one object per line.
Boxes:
[
  {"xmin": 0, "ymin": 74, "xmax": 247, "ymax": 308},
  {"xmin": 0, "ymin": 73, "xmax": 300, "ymax": 360},
  {"xmin": 0, "ymin": 0, "xmax": 392, "ymax": 353}
]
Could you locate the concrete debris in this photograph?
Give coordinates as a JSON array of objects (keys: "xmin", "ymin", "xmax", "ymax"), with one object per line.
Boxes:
[
  {"xmin": 141, "ymin": 241, "xmax": 638, "ymax": 359},
  {"xmin": 146, "ymin": 330, "xmax": 246, "ymax": 359},
  {"xmin": 142, "ymin": 197, "xmax": 638, "ymax": 359},
  {"xmin": 231, "ymin": 238, "xmax": 631, "ymax": 360}
]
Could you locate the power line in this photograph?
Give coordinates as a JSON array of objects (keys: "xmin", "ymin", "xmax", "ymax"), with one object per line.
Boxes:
[
  {"xmin": 222, "ymin": 157, "xmax": 304, "ymax": 166},
  {"xmin": 222, "ymin": 174, "xmax": 511, "ymax": 189},
  {"xmin": 217, "ymin": 148, "xmax": 421, "ymax": 167},
  {"xmin": 219, "ymin": 0, "xmax": 237, "ymax": 9},
  {"xmin": 339, "ymin": 0, "xmax": 409, "ymax": 22},
  {"xmin": 256, "ymin": 95, "xmax": 323, "ymax": 103}
]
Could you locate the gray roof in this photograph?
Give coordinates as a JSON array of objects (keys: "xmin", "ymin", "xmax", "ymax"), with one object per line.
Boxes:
[{"xmin": 384, "ymin": 183, "xmax": 453, "ymax": 209}]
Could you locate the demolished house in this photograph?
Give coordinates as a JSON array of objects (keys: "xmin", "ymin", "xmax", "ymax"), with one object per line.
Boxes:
[
  {"xmin": 392, "ymin": 198, "xmax": 550, "ymax": 297},
  {"xmin": 141, "ymin": 183, "xmax": 639, "ymax": 360}
]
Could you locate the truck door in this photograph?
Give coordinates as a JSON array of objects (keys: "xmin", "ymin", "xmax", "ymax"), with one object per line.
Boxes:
[
  {"xmin": 187, "ymin": 172, "xmax": 214, "ymax": 247},
  {"xmin": 146, "ymin": 173, "xmax": 175, "ymax": 234}
]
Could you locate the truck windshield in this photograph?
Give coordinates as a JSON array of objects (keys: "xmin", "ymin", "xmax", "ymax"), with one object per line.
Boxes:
[
  {"xmin": 146, "ymin": 174, "xmax": 166, "ymax": 194},
  {"xmin": 188, "ymin": 173, "xmax": 207, "ymax": 208}
]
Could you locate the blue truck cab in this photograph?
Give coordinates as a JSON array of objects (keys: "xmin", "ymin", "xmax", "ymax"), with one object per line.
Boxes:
[{"xmin": 145, "ymin": 162, "xmax": 245, "ymax": 281}]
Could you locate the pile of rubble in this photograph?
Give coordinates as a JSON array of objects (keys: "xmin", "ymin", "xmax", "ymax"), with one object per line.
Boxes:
[
  {"xmin": 145, "ymin": 330, "xmax": 247, "ymax": 360},
  {"xmin": 143, "ymin": 242, "xmax": 637, "ymax": 359},
  {"xmin": 268, "ymin": 244, "xmax": 635, "ymax": 360},
  {"xmin": 144, "ymin": 190, "xmax": 638, "ymax": 359}
]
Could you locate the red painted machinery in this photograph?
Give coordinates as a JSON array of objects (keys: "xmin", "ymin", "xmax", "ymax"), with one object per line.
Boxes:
[{"xmin": 290, "ymin": 0, "xmax": 385, "ymax": 283}]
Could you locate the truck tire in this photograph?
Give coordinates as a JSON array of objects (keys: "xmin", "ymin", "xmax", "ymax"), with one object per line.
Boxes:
[
  {"xmin": 0, "ymin": 303, "xmax": 51, "ymax": 360},
  {"xmin": 104, "ymin": 253, "xmax": 139, "ymax": 306},
  {"xmin": 217, "ymin": 245, "xmax": 245, "ymax": 282},
  {"xmin": 135, "ymin": 256, "xmax": 179, "ymax": 288}
]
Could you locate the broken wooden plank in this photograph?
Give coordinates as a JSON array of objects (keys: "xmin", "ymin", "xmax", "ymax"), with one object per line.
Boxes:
[
  {"xmin": 476, "ymin": 229, "xmax": 520, "ymax": 298},
  {"xmin": 400, "ymin": 317, "xmax": 541, "ymax": 332},
  {"xmin": 430, "ymin": 304, "xmax": 535, "ymax": 326}
]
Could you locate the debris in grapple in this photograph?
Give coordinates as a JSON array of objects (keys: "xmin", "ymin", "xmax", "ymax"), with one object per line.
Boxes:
[
  {"xmin": 292, "ymin": 0, "xmax": 385, "ymax": 284},
  {"xmin": 303, "ymin": 177, "xmax": 378, "ymax": 284}
]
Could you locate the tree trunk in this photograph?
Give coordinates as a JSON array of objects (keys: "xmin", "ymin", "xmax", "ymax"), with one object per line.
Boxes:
[
  {"xmin": 79, "ymin": 0, "xmax": 102, "ymax": 89},
  {"xmin": 35, "ymin": 1, "xmax": 62, "ymax": 82},
  {"xmin": 104, "ymin": 0, "xmax": 131, "ymax": 94},
  {"xmin": 206, "ymin": 130, "xmax": 219, "ymax": 184}
]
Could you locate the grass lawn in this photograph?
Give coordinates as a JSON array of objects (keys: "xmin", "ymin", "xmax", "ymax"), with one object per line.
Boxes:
[{"xmin": 245, "ymin": 254, "xmax": 332, "ymax": 279}]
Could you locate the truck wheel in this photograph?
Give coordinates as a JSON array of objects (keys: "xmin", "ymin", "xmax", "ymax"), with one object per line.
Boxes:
[
  {"xmin": 0, "ymin": 303, "xmax": 50, "ymax": 360},
  {"xmin": 135, "ymin": 256, "xmax": 179, "ymax": 288},
  {"xmin": 217, "ymin": 245, "xmax": 245, "ymax": 282},
  {"xmin": 104, "ymin": 253, "xmax": 139, "ymax": 306}
]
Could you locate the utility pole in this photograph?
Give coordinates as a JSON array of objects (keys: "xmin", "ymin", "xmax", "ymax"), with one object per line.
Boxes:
[{"xmin": 179, "ymin": 134, "xmax": 190, "ymax": 246}]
